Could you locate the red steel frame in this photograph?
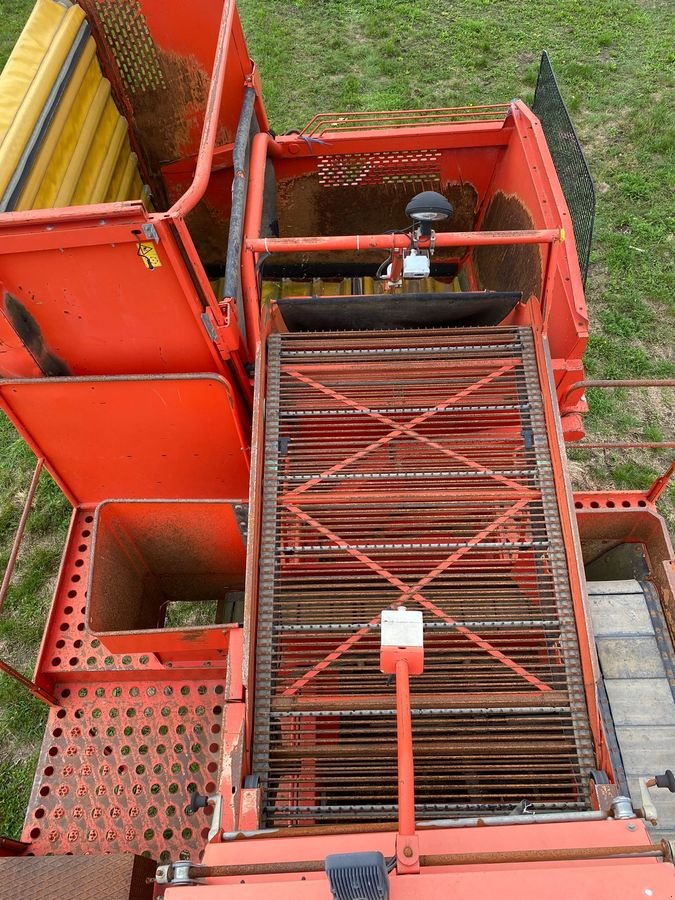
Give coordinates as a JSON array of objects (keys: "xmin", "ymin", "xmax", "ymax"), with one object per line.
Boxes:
[
  {"xmin": 239, "ymin": 102, "xmax": 589, "ymax": 438},
  {"xmin": 0, "ymin": 2, "xmax": 673, "ymax": 892},
  {"xmin": 0, "ymin": 0, "xmax": 264, "ymax": 415}
]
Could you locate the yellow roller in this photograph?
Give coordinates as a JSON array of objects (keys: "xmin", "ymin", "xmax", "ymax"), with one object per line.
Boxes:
[
  {"xmin": 0, "ymin": 0, "xmax": 66, "ymax": 140},
  {"xmin": 0, "ymin": 0, "xmax": 145, "ymax": 211},
  {"xmin": 89, "ymin": 116, "xmax": 127, "ymax": 203},
  {"xmin": 52, "ymin": 78, "xmax": 110, "ymax": 207},
  {"xmin": 0, "ymin": 3, "xmax": 85, "ymax": 197},
  {"xmin": 15, "ymin": 42, "xmax": 96, "ymax": 210}
]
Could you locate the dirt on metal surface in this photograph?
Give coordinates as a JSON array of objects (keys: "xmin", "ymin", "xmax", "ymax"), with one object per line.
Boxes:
[
  {"xmin": 474, "ymin": 191, "xmax": 542, "ymax": 301},
  {"xmin": 132, "ymin": 49, "xmax": 210, "ymax": 172},
  {"xmin": 20, "ymin": 510, "xmax": 223, "ymax": 861},
  {"xmin": 276, "ymin": 172, "xmax": 477, "ymax": 264},
  {"xmin": 186, "ymin": 199, "xmax": 231, "ymax": 268}
]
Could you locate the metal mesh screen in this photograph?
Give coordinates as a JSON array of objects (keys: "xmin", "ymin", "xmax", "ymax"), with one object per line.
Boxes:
[
  {"xmin": 532, "ymin": 52, "xmax": 595, "ymax": 286},
  {"xmin": 252, "ymin": 326, "xmax": 595, "ymax": 827}
]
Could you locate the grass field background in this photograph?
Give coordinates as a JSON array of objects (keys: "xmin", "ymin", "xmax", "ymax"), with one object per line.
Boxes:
[{"xmin": 0, "ymin": 0, "xmax": 673, "ymax": 838}]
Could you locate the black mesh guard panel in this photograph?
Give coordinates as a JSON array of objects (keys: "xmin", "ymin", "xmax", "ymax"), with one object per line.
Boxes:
[{"xmin": 533, "ymin": 51, "xmax": 596, "ymax": 286}]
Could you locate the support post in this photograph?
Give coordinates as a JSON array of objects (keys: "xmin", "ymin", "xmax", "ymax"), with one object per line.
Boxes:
[{"xmin": 380, "ymin": 607, "xmax": 424, "ymax": 874}]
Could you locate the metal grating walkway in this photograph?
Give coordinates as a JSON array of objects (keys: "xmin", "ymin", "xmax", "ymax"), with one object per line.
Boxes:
[
  {"xmin": 589, "ymin": 579, "xmax": 675, "ymax": 840},
  {"xmin": 253, "ymin": 326, "xmax": 594, "ymax": 827}
]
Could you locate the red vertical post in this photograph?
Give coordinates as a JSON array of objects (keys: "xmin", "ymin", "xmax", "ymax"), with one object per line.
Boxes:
[
  {"xmin": 380, "ymin": 607, "xmax": 423, "ymax": 874},
  {"xmin": 395, "ymin": 657, "xmax": 416, "ymax": 839}
]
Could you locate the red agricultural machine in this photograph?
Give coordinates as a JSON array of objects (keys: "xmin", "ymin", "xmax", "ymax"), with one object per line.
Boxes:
[{"xmin": 1, "ymin": 0, "xmax": 674, "ymax": 897}]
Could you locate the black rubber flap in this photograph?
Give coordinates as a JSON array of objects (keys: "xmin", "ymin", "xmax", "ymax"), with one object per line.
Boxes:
[{"xmin": 277, "ymin": 291, "xmax": 522, "ymax": 331}]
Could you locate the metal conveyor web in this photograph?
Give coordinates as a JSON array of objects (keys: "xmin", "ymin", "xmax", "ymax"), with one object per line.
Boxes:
[{"xmin": 253, "ymin": 326, "xmax": 595, "ymax": 827}]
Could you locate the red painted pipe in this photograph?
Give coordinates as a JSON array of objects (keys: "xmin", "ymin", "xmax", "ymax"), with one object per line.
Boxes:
[
  {"xmin": 246, "ymin": 228, "xmax": 560, "ymax": 255},
  {"xmin": 169, "ymin": 0, "xmax": 236, "ymax": 217},
  {"xmin": 242, "ymin": 132, "xmax": 283, "ymax": 357},
  {"xmin": 395, "ymin": 657, "xmax": 416, "ymax": 838}
]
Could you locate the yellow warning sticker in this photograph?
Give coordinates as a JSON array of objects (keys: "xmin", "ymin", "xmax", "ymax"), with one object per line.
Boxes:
[{"xmin": 137, "ymin": 241, "xmax": 162, "ymax": 269}]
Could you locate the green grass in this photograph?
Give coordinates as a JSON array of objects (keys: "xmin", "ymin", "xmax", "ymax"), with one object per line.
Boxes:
[{"xmin": 0, "ymin": 0, "xmax": 673, "ymax": 838}]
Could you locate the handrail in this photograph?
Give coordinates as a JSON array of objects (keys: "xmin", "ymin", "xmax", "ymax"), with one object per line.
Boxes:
[
  {"xmin": 168, "ymin": 0, "xmax": 236, "ymax": 218},
  {"xmin": 0, "ymin": 457, "xmax": 60, "ymax": 707},
  {"xmin": 246, "ymin": 228, "xmax": 561, "ymax": 255},
  {"xmin": 0, "ymin": 458, "xmax": 43, "ymax": 613},
  {"xmin": 562, "ymin": 378, "xmax": 675, "ymax": 405}
]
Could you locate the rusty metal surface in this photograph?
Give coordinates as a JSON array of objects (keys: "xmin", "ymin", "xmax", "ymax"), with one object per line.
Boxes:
[
  {"xmin": 0, "ymin": 853, "xmax": 156, "ymax": 900},
  {"xmin": 184, "ymin": 842, "xmax": 661, "ymax": 878},
  {"xmin": 301, "ymin": 106, "xmax": 511, "ymax": 137},
  {"xmin": 0, "ymin": 458, "xmax": 43, "ymax": 612},
  {"xmin": 252, "ymin": 326, "xmax": 594, "ymax": 827}
]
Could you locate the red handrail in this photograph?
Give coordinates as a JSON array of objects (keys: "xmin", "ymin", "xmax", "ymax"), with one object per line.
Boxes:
[
  {"xmin": 246, "ymin": 228, "xmax": 560, "ymax": 255},
  {"xmin": 168, "ymin": 0, "xmax": 237, "ymax": 217}
]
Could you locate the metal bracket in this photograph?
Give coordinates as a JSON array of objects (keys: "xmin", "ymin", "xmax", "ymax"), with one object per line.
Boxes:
[
  {"xmin": 141, "ymin": 223, "xmax": 160, "ymax": 243},
  {"xmin": 155, "ymin": 860, "xmax": 194, "ymax": 886},
  {"xmin": 611, "ymin": 795, "xmax": 635, "ymax": 819},
  {"xmin": 638, "ymin": 777, "xmax": 659, "ymax": 825}
]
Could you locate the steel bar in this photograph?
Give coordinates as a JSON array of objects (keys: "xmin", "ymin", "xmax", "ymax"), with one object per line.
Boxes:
[
  {"xmin": 573, "ymin": 442, "xmax": 675, "ymax": 450},
  {"xmin": 647, "ymin": 461, "xmax": 675, "ymax": 503},
  {"xmin": 222, "ymin": 809, "xmax": 609, "ymax": 841},
  {"xmin": 186, "ymin": 844, "xmax": 660, "ymax": 878},
  {"xmin": 272, "ymin": 692, "xmax": 570, "ymax": 712},
  {"xmin": 0, "ymin": 659, "xmax": 58, "ymax": 706},
  {"xmin": 169, "ymin": 0, "xmax": 236, "ymax": 216},
  {"xmin": 562, "ymin": 378, "xmax": 675, "ymax": 405},
  {"xmin": 419, "ymin": 845, "xmax": 662, "ymax": 867},
  {"xmin": 246, "ymin": 229, "xmax": 560, "ymax": 255},
  {"xmin": 0, "ymin": 458, "xmax": 43, "ymax": 613}
]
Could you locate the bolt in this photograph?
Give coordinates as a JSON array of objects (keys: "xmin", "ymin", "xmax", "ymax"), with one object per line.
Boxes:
[{"xmin": 403, "ymin": 846, "xmax": 413, "ymax": 858}]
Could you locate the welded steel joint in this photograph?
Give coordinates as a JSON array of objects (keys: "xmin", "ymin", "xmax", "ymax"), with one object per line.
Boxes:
[{"xmin": 380, "ymin": 607, "xmax": 424, "ymax": 874}]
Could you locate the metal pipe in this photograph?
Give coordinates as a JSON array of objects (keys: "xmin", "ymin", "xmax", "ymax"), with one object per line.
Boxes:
[
  {"xmin": 186, "ymin": 843, "xmax": 662, "ymax": 879},
  {"xmin": 572, "ymin": 442, "xmax": 675, "ymax": 450},
  {"xmin": 246, "ymin": 228, "xmax": 560, "ymax": 255},
  {"xmin": 0, "ymin": 659, "xmax": 59, "ymax": 706},
  {"xmin": 169, "ymin": 0, "xmax": 236, "ymax": 217},
  {"xmin": 224, "ymin": 86, "xmax": 257, "ymax": 309},
  {"xmin": 242, "ymin": 131, "xmax": 283, "ymax": 356},
  {"xmin": 0, "ymin": 458, "xmax": 43, "ymax": 613},
  {"xmin": 395, "ymin": 658, "xmax": 416, "ymax": 839},
  {"xmin": 222, "ymin": 809, "xmax": 609, "ymax": 842},
  {"xmin": 562, "ymin": 378, "xmax": 675, "ymax": 405},
  {"xmin": 647, "ymin": 461, "xmax": 675, "ymax": 503}
]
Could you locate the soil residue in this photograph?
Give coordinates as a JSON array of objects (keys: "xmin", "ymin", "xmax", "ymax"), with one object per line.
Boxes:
[
  {"xmin": 130, "ymin": 48, "xmax": 211, "ymax": 203},
  {"xmin": 276, "ymin": 171, "xmax": 478, "ymax": 265},
  {"xmin": 185, "ymin": 200, "xmax": 231, "ymax": 268},
  {"xmin": 474, "ymin": 191, "xmax": 542, "ymax": 301}
]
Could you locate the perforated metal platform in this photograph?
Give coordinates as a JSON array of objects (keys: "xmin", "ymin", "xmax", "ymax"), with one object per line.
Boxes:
[
  {"xmin": 252, "ymin": 326, "xmax": 595, "ymax": 827},
  {"xmin": 23, "ymin": 511, "xmax": 220, "ymax": 863}
]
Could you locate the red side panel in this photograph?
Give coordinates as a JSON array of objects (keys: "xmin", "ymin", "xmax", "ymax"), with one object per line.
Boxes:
[
  {"xmin": 0, "ymin": 373, "xmax": 250, "ymax": 504},
  {"xmin": 0, "ymin": 207, "xmax": 230, "ymax": 377}
]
